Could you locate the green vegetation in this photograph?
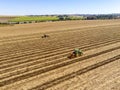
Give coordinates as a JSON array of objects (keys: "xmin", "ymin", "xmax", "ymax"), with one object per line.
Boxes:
[
  {"xmin": 5, "ymin": 14, "xmax": 120, "ymax": 24},
  {"xmin": 86, "ymin": 14, "xmax": 120, "ymax": 20},
  {"xmin": 68, "ymin": 16, "xmax": 85, "ymax": 20},
  {"xmin": 8, "ymin": 15, "xmax": 86, "ymax": 23},
  {"xmin": 58, "ymin": 15, "xmax": 85, "ymax": 20},
  {"xmin": 0, "ymin": 23, "xmax": 13, "ymax": 27},
  {"xmin": 9, "ymin": 16, "xmax": 59, "ymax": 22}
]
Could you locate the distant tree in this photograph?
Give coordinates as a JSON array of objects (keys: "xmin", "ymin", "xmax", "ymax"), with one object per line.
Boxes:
[
  {"xmin": 86, "ymin": 16, "xmax": 97, "ymax": 20},
  {"xmin": 58, "ymin": 15, "xmax": 64, "ymax": 20}
]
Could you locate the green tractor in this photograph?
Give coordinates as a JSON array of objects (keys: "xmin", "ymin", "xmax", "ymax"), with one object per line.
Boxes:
[{"xmin": 68, "ymin": 48, "xmax": 83, "ymax": 59}]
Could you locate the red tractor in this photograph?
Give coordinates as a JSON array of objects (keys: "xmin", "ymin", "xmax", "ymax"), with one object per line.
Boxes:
[{"xmin": 41, "ymin": 34, "xmax": 49, "ymax": 38}]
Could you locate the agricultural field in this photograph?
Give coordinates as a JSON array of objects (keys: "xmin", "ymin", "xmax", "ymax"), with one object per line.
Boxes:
[
  {"xmin": 9, "ymin": 16, "xmax": 59, "ymax": 22},
  {"xmin": 0, "ymin": 16, "xmax": 16, "ymax": 23},
  {"xmin": 0, "ymin": 24, "xmax": 10, "ymax": 27},
  {"xmin": 0, "ymin": 20, "xmax": 120, "ymax": 90}
]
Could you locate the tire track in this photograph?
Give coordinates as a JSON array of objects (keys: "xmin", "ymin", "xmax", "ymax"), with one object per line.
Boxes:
[
  {"xmin": 1, "ymin": 39, "xmax": 118, "ymax": 80},
  {"xmin": 0, "ymin": 36, "xmax": 103, "ymax": 62},
  {"xmin": 0, "ymin": 45, "xmax": 119, "ymax": 81},
  {"xmin": 0, "ymin": 38, "xmax": 118, "ymax": 69},
  {"xmin": 0, "ymin": 28, "xmax": 82, "ymax": 43},
  {"xmin": 0, "ymin": 33, "xmax": 94, "ymax": 57},
  {"xmin": 0, "ymin": 46, "xmax": 119, "ymax": 87},
  {"xmin": 0, "ymin": 32, "xmax": 119, "ymax": 60},
  {"xmin": 0, "ymin": 29, "xmax": 118, "ymax": 57},
  {"xmin": 1, "ymin": 35, "xmax": 114, "ymax": 61},
  {"xmin": 0, "ymin": 35, "xmax": 97, "ymax": 60},
  {"xmin": 1, "ymin": 35, "xmax": 119, "ymax": 61},
  {"xmin": 30, "ymin": 55, "xmax": 120, "ymax": 90}
]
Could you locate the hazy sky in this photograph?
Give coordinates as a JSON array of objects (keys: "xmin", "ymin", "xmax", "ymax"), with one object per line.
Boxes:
[{"xmin": 0, "ymin": 0, "xmax": 120, "ymax": 15}]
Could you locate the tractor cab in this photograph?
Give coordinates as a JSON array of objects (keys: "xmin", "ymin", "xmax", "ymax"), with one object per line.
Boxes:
[{"xmin": 68, "ymin": 48, "xmax": 83, "ymax": 59}]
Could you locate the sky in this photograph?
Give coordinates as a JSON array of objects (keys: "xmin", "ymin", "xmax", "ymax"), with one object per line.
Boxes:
[{"xmin": 0, "ymin": 0, "xmax": 120, "ymax": 15}]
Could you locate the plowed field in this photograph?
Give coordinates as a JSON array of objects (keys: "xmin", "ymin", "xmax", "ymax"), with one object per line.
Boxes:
[{"xmin": 0, "ymin": 20, "xmax": 120, "ymax": 90}]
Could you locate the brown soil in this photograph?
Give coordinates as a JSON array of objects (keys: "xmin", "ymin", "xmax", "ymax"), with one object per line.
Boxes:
[
  {"xmin": 0, "ymin": 20, "xmax": 120, "ymax": 90},
  {"xmin": 0, "ymin": 19, "xmax": 120, "ymax": 37}
]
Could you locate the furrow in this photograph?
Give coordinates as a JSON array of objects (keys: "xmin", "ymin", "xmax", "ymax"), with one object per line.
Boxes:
[
  {"xmin": 0, "ymin": 36, "xmax": 96, "ymax": 61},
  {"xmin": 0, "ymin": 39, "xmax": 118, "ymax": 69},
  {"xmin": 0, "ymin": 34, "xmax": 93, "ymax": 57},
  {"xmin": 0, "ymin": 45, "xmax": 119, "ymax": 87},
  {"xmin": 31, "ymin": 55, "xmax": 120, "ymax": 90},
  {"xmin": 1, "ymin": 40, "xmax": 118, "ymax": 80}
]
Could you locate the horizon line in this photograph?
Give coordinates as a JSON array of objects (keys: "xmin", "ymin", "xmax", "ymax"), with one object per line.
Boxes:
[{"xmin": 0, "ymin": 13, "xmax": 120, "ymax": 16}]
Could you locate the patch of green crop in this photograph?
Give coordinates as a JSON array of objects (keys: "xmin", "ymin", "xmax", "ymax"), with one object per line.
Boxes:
[
  {"xmin": 69, "ymin": 16, "xmax": 85, "ymax": 20},
  {"xmin": 0, "ymin": 23, "xmax": 13, "ymax": 27},
  {"xmin": 9, "ymin": 16, "xmax": 59, "ymax": 22}
]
